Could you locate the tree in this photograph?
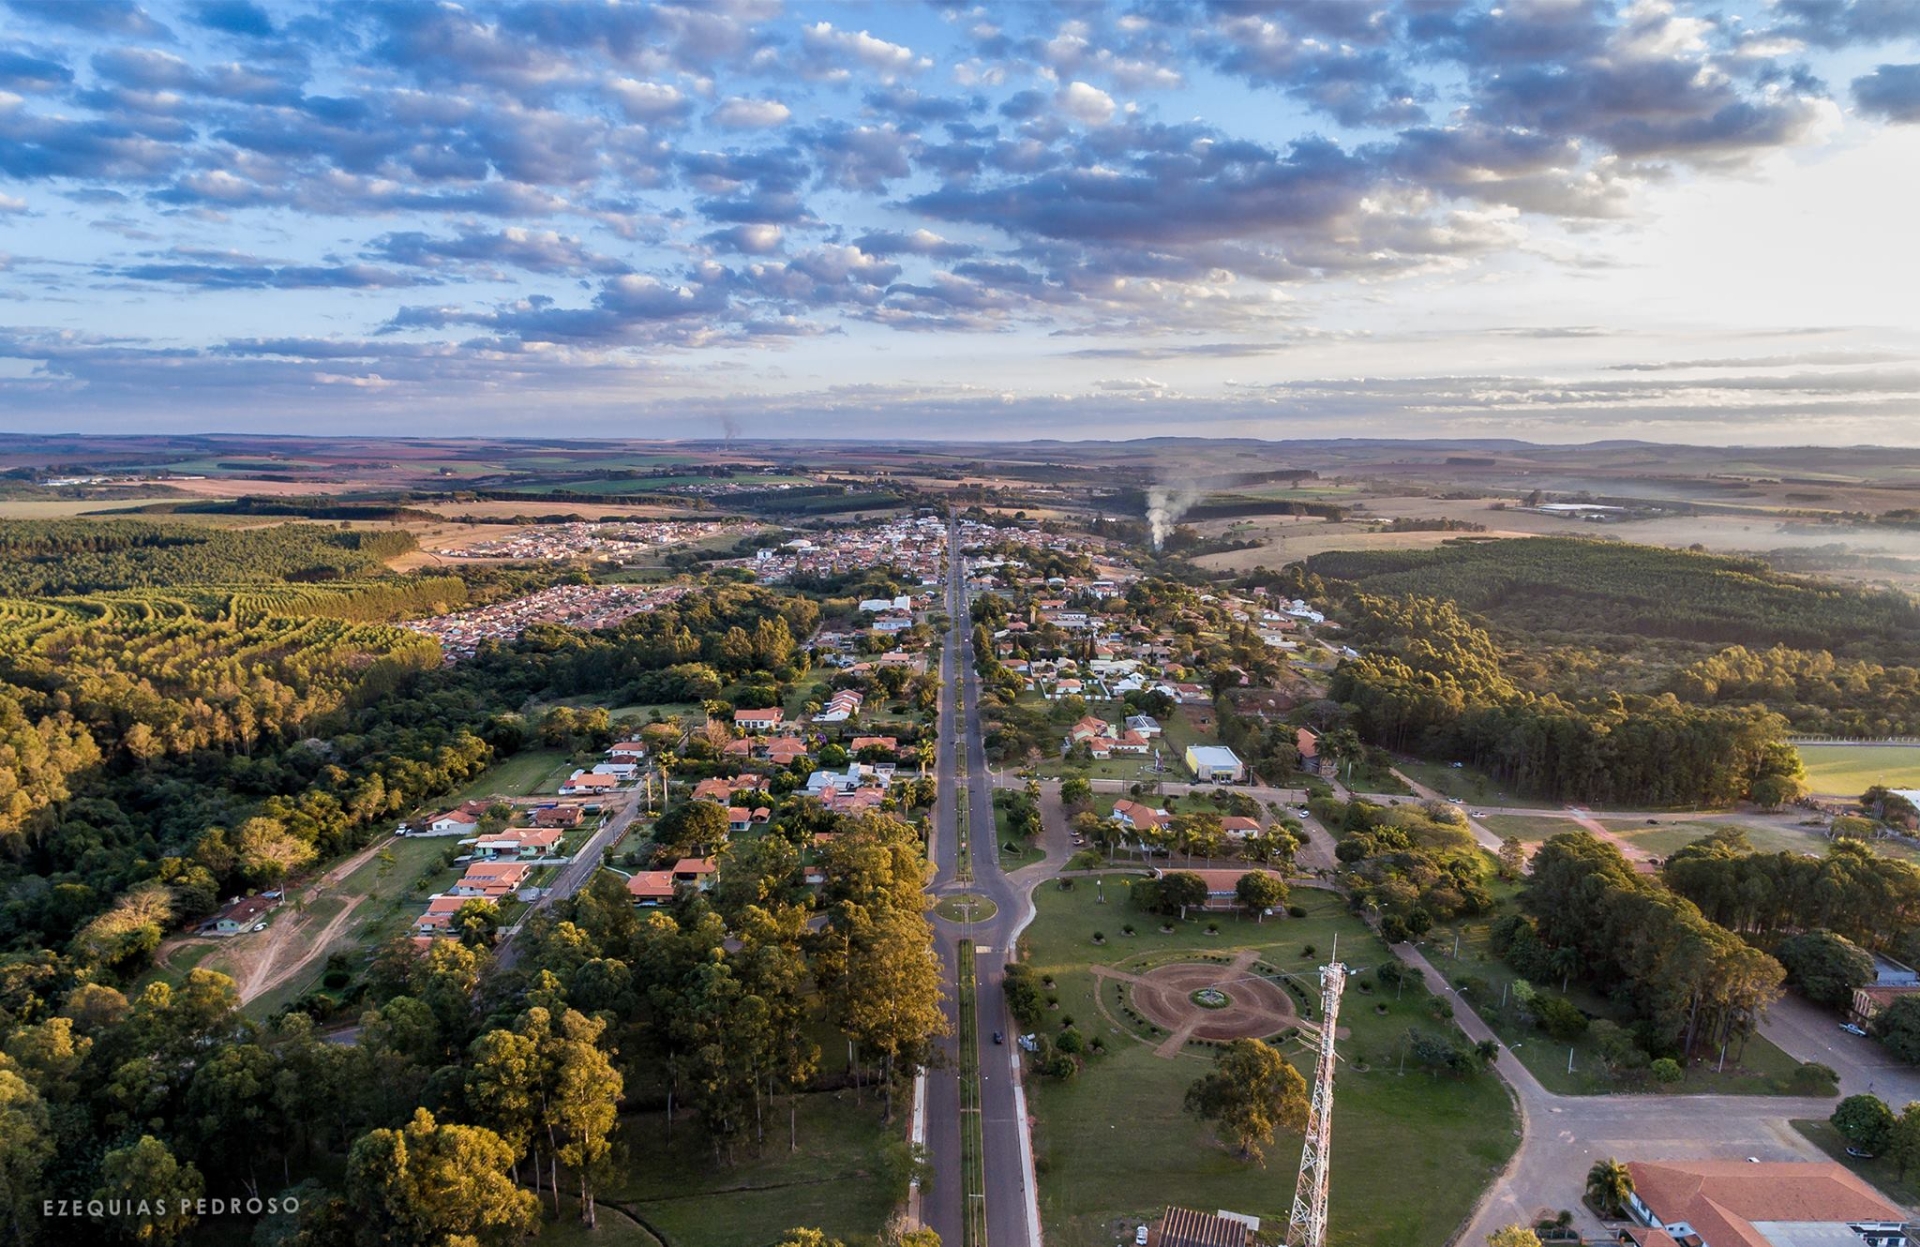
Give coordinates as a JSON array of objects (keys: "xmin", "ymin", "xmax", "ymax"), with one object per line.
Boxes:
[
  {"xmin": 654, "ymin": 799, "xmax": 729, "ymax": 858},
  {"xmin": 1832, "ymin": 1094, "xmax": 1896, "ymax": 1155},
  {"xmin": 0, "ymin": 1062, "xmax": 52, "ymax": 1246},
  {"xmin": 453, "ymin": 898, "xmax": 502, "ymax": 949},
  {"xmin": 1775, "ymin": 931, "xmax": 1875, "ymax": 1010},
  {"xmin": 1585, "ymin": 1158, "xmax": 1634, "ymax": 1218},
  {"xmin": 1234, "ymin": 871, "xmax": 1288, "ymax": 922},
  {"xmin": 548, "ymin": 1009, "xmax": 623, "ymax": 1227},
  {"xmin": 1891, "ymin": 1101, "xmax": 1920, "ymax": 1179},
  {"xmin": 93, "ymin": 1135, "xmax": 204, "ymax": 1246},
  {"xmin": 775, "ymin": 1232, "xmax": 847, "ymax": 1247},
  {"xmin": 466, "ymin": 1029, "xmax": 541, "ymax": 1183},
  {"xmin": 1182, "ymin": 1037, "xmax": 1308, "ymax": 1163},
  {"xmin": 1497, "ymin": 837, "xmax": 1526, "ymax": 879},
  {"xmin": 1059, "ymin": 777, "xmax": 1092, "ymax": 808},
  {"xmin": 345, "ymin": 1107, "xmax": 538, "ymax": 1247},
  {"xmin": 1489, "ymin": 1227, "xmax": 1542, "ymax": 1247},
  {"xmin": 1156, "ymin": 871, "xmax": 1209, "ymax": 920},
  {"xmin": 1872, "ymin": 995, "xmax": 1920, "ymax": 1064}
]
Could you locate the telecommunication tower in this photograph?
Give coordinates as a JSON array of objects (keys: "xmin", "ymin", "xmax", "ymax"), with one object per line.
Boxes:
[{"xmin": 1285, "ymin": 956, "xmax": 1347, "ymax": 1247}]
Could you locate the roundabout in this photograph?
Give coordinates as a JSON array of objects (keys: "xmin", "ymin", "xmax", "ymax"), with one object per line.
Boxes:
[
  {"xmin": 1126, "ymin": 956, "xmax": 1297, "ymax": 1044},
  {"xmin": 934, "ymin": 892, "xmax": 999, "ymax": 923}
]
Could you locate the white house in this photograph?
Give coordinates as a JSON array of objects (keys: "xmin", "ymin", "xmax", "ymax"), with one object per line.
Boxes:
[{"xmin": 1185, "ymin": 745, "xmax": 1245, "ymax": 783}]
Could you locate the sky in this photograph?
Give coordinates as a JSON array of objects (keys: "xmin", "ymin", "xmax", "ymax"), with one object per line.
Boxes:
[{"xmin": 2, "ymin": 0, "xmax": 1920, "ymax": 444}]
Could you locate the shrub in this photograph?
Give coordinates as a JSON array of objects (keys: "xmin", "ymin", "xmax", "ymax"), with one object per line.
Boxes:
[
  {"xmin": 1287, "ymin": 904, "xmax": 1308, "ymax": 918},
  {"xmin": 1650, "ymin": 1057, "xmax": 1683, "ymax": 1084}
]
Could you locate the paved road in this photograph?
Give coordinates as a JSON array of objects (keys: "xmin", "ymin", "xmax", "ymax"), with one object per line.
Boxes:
[
  {"xmin": 921, "ymin": 519, "xmax": 1043, "ymax": 1247},
  {"xmin": 496, "ymin": 793, "xmax": 641, "ymax": 970}
]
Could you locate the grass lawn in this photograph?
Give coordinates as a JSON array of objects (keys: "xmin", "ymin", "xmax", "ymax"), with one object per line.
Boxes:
[
  {"xmin": 1021, "ymin": 881, "xmax": 1518, "ymax": 1247},
  {"xmin": 1481, "ymin": 814, "xmax": 1581, "ymax": 843},
  {"xmin": 1395, "ymin": 760, "xmax": 1533, "ymax": 808},
  {"xmin": 1428, "ymin": 911, "xmax": 1819, "ymax": 1097},
  {"xmin": 1597, "ymin": 819, "xmax": 1821, "ymax": 858},
  {"xmin": 595, "ymin": 1091, "xmax": 906, "ymax": 1247},
  {"xmin": 444, "ymin": 748, "xmax": 578, "ymax": 803},
  {"xmin": 1797, "ymin": 744, "xmax": 1920, "ymax": 797},
  {"xmin": 1791, "ymin": 1119, "xmax": 1920, "ymax": 1211}
]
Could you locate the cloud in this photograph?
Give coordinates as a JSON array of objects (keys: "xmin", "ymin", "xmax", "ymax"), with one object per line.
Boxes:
[
  {"xmin": 608, "ymin": 78, "xmax": 693, "ymax": 124},
  {"xmin": 851, "ymin": 229, "xmax": 976, "ymax": 260},
  {"xmin": 108, "ymin": 251, "xmax": 426, "ymax": 290},
  {"xmin": 6, "ymin": 0, "xmax": 170, "ymax": 38},
  {"xmin": 703, "ymin": 223, "xmax": 784, "ymax": 255},
  {"xmin": 1057, "ymin": 81, "xmax": 1117, "ymax": 125},
  {"xmin": 367, "ymin": 227, "xmax": 629, "ymax": 276},
  {"xmin": 710, "ymin": 97, "xmax": 791, "ymax": 129},
  {"xmin": 0, "ymin": 49, "xmax": 74, "ymax": 93},
  {"xmin": 186, "ymin": 0, "xmax": 275, "ymax": 38},
  {"xmin": 799, "ymin": 22, "xmax": 928, "ymax": 83},
  {"xmin": 1853, "ymin": 64, "xmax": 1920, "ymax": 123}
]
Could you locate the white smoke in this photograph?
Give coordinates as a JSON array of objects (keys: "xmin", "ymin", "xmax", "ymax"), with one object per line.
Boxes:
[{"xmin": 1146, "ymin": 483, "xmax": 1204, "ymax": 551}]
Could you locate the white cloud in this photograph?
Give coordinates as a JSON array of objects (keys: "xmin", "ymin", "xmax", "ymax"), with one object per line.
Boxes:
[
  {"xmin": 609, "ymin": 79, "xmax": 688, "ymax": 122},
  {"xmin": 1058, "ymin": 80, "xmax": 1117, "ymax": 125},
  {"xmin": 710, "ymin": 96, "xmax": 791, "ymax": 129}
]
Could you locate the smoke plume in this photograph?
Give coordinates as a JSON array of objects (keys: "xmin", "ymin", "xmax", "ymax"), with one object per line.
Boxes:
[{"xmin": 1146, "ymin": 483, "xmax": 1204, "ymax": 550}]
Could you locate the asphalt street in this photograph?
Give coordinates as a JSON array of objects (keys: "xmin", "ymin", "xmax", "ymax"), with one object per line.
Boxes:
[{"xmin": 922, "ymin": 518, "xmax": 1044, "ymax": 1247}]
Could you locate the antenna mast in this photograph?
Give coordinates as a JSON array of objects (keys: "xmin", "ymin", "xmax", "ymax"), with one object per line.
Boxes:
[{"xmin": 1286, "ymin": 957, "xmax": 1347, "ymax": 1247}]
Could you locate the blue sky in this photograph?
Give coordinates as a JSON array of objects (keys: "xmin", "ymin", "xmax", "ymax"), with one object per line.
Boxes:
[{"xmin": 2, "ymin": 0, "xmax": 1919, "ymax": 442}]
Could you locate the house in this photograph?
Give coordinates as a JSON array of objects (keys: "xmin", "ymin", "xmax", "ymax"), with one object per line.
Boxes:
[
  {"xmin": 850, "ymin": 735, "xmax": 899, "ymax": 756},
  {"xmin": 765, "ymin": 737, "xmax": 810, "ymax": 765},
  {"xmin": 813, "ymin": 690, "xmax": 864, "ymax": 724},
  {"xmin": 1849, "ymin": 984, "xmax": 1920, "ymax": 1028},
  {"xmin": 1624, "ymin": 1160, "xmax": 1908, "ymax": 1247},
  {"xmin": 806, "ymin": 762, "xmax": 893, "ymax": 796},
  {"xmin": 592, "ymin": 761, "xmax": 637, "ymax": 780},
  {"xmin": 1296, "ymin": 727, "xmax": 1321, "ymax": 761},
  {"xmin": 413, "ymin": 895, "xmax": 470, "ymax": 935},
  {"xmin": 693, "ymin": 776, "xmax": 739, "ymax": 802},
  {"xmin": 532, "ymin": 805, "xmax": 583, "ymax": 829},
  {"xmin": 671, "ymin": 857, "xmax": 719, "ymax": 889},
  {"xmin": 1125, "ymin": 714, "xmax": 1162, "ymax": 737},
  {"xmin": 427, "ymin": 809, "xmax": 480, "ymax": 834},
  {"xmin": 607, "ymin": 740, "xmax": 648, "ymax": 761},
  {"xmin": 450, "ymin": 861, "xmax": 530, "ymax": 898},
  {"xmin": 734, "ymin": 708, "xmax": 783, "ymax": 731},
  {"xmin": 1112, "ymin": 798, "xmax": 1168, "ymax": 833},
  {"xmin": 473, "ymin": 828, "xmax": 565, "ymax": 859},
  {"xmin": 207, "ymin": 894, "xmax": 275, "ymax": 936},
  {"xmin": 1088, "ymin": 735, "xmax": 1117, "ymax": 760},
  {"xmin": 1069, "ymin": 715, "xmax": 1111, "ymax": 743},
  {"xmin": 1111, "ymin": 730, "xmax": 1152, "ymax": 755},
  {"xmin": 626, "ymin": 870, "xmax": 677, "ymax": 906},
  {"xmin": 1221, "ymin": 816, "xmax": 1262, "ymax": 839},
  {"xmin": 559, "ymin": 770, "xmax": 617, "ymax": 796},
  {"xmin": 870, "ymin": 611, "xmax": 914, "ymax": 634},
  {"xmin": 1185, "ymin": 745, "xmax": 1245, "ymax": 783},
  {"xmin": 1162, "ymin": 868, "xmax": 1287, "ymax": 912},
  {"xmin": 727, "ymin": 807, "xmax": 753, "ymax": 833},
  {"xmin": 1146, "ymin": 1206, "xmax": 1252, "ymax": 1247}
]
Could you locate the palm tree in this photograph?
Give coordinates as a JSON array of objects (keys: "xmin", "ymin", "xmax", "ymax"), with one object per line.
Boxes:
[{"xmin": 1586, "ymin": 1158, "xmax": 1634, "ymax": 1218}]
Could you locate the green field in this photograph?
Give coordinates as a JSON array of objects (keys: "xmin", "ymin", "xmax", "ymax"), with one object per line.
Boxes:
[
  {"xmin": 443, "ymin": 748, "xmax": 580, "ymax": 803},
  {"xmin": 1791, "ymin": 1119, "xmax": 1920, "ymax": 1206},
  {"xmin": 1393, "ymin": 760, "xmax": 1532, "ymax": 808},
  {"xmin": 1597, "ymin": 819, "xmax": 1823, "ymax": 859},
  {"xmin": 1797, "ymin": 744, "xmax": 1920, "ymax": 796},
  {"xmin": 1021, "ymin": 880, "xmax": 1518, "ymax": 1247},
  {"xmin": 592, "ymin": 1091, "xmax": 905, "ymax": 1247},
  {"xmin": 1479, "ymin": 814, "xmax": 1580, "ymax": 843}
]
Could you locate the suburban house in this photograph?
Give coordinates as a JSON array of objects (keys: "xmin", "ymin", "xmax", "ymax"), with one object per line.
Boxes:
[
  {"xmin": 559, "ymin": 770, "xmax": 617, "ymax": 796},
  {"xmin": 531, "ymin": 805, "xmax": 583, "ymax": 829},
  {"xmin": 1112, "ymin": 799, "xmax": 1169, "ymax": 836},
  {"xmin": 205, "ymin": 894, "xmax": 276, "ymax": 936},
  {"xmin": 607, "ymin": 740, "xmax": 648, "ymax": 761},
  {"xmin": 670, "ymin": 857, "xmax": 719, "ymax": 889},
  {"xmin": 850, "ymin": 735, "xmax": 899, "ymax": 756},
  {"xmin": 427, "ymin": 808, "xmax": 480, "ymax": 834},
  {"xmin": 472, "ymin": 828, "xmax": 564, "ymax": 859},
  {"xmin": 1069, "ymin": 715, "xmax": 1111, "ymax": 743},
  {"xmin": 806, "ymin": 763, "xmax": 894, "ymax": 797},
  {"xmin": 413, "ymin": 895, "xmax": 470, "ymax": 935},
  {"xmin": 1185, "ymin": 745, "xmax": 1245, "ymax": 783},
  {"xmin": 626, "ymin": 870, "xmax": 677, "ymax": 906},
  {"xmin": 592, "ymin": 761, "xmax": 637, "ymax": 780},
  {"xmin": 734, "ymin": 708, "xmax": 783, "ymax": 731},
  {"xmin": 1624, "ymin": 1160, "xmax": 1908, "ymax": 1247},
  {"xmin": 1125, "ymin": 714, "xmax": 1162, "ymax": 737},
  {"xmin": 763, "ymin": 737, "xmax": 810, "ymax": 765},
  {"xmin": 1221, "ymin": 816, "xmax": 1262, "ymax": 839},
  {"xmin": 449, "ymin": 861, "xmax": 530, "ymax": 899},
  {"xmin": 727, "ymin": 806, "xmax": 754, "ymax": 833},
  {"xmin": 1110, "ymin": 730, "xmax": 1152, "ymax": 755},
  {"xmin": 1146, "ymin": 1206, "xmax": 1254, "ymax": 1247},
  {"xmin": 813, "ymin": 690, "xmax": 864, "ymax": 723}
]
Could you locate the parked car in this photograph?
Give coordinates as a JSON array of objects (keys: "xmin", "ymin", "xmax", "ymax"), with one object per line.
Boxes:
[
  {"xmin": 1841, "ymin": 1022, "xmax": 1869, "ymax": 1037},
  {"xmin": 992, "ymin": 1032, "xmax": 1003, "ymax": 1045}
]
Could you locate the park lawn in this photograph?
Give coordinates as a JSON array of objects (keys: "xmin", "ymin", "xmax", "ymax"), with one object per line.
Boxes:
[
  {"xmin": 1430, "ymin": 912, "xmax": 1815, "ymax": 1097},
  {"xmin": 1796, "ymin": 744, "xmax": 1920, "ymax": 797},
  {"xmin": 995, "ymin": 802, "xmax": 1046, "ymax": 870},
  {"xmin": 1790, "ymin": 1120, "xmax": 1920, "ymax": 1211},
  {"xmin": 340, "ymin": 834, "xmax": 469, "ymax": 950},
  {"xmin": 1481, "ymin": 813, "xmax": 1581, "ymax": 843},
  {"xmin": 595, "ymin": 1090, "xmax": 904, "ymax": 1247},
  {"xmin": 1021, "ymin": 880, "xmax": 1518, "ymax": 1247}
]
